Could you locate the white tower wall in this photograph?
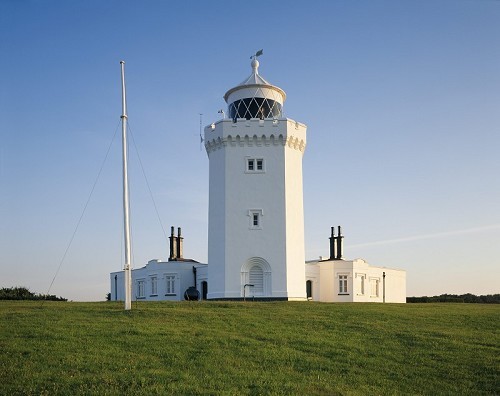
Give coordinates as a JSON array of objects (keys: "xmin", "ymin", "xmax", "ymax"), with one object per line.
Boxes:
[
  {"xmin": 206, "ymin": 138, "xmax": 227, "ymax": 296},
  {"xmin": 283, "ymin": 136, "xmax": 307, "ymax": 298},
  {"xmin": 205, "ymin": 118, "xmax": 307, "ymax": 299}
]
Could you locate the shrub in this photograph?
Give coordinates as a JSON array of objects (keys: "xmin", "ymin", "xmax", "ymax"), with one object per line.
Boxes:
[
  {"xmin": 407, "ymin": 294, "xmax": 499, "ymax": 304},
  {"xmin": 0, "ymin": 287, "xmax": 67, "ymax": 301}
]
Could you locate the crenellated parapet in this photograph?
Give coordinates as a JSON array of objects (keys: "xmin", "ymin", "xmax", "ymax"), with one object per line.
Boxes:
[{"xmin": 204, "ymin": 118, "xmax": 307, "ymax": 154}]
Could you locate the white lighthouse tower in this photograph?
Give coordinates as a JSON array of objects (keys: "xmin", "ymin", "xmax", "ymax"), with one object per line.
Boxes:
[{"xmin": 204, "ymin": 55, "xmax": 307, "ymax": 300}]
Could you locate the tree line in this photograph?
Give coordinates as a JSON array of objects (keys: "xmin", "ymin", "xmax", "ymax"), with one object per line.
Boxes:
[
  {"xmin": 407, "ymin": 293, "xmax": 499, "ymax": 304},
  {"xmin": 0, "ymin": 287, "xmax": 67, "ymax": 301}
]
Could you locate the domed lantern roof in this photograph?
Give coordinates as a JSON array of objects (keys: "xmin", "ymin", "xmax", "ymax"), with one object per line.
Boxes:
[{"xmin": 224, "ymin": 56, "xmax": 286, "ymax": 120}]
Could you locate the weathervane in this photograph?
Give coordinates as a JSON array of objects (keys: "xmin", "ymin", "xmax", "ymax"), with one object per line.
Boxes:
[
  {"xmin": 199, "ymin": 113, "xmax": 204, "ymax": 151},
  {"xmin": 250, "ymin": 49, "xmax": 263, "ymax": 60}
]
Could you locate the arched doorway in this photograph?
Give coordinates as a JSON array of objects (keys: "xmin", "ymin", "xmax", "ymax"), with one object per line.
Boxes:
[
  {"xmin": 201, "ymin": 281, "xmax": 208, "ymax": 300},
  {"xmin": 306, "ymin": 280, "xmax": 312, "ymax": 300},
  {"xmin": 241, "ymin": 257, "xmax": 272, "ymax": 297},
  {"xmin": 249, "ymin": 266, "xmax": 264, "ymax": 295}
]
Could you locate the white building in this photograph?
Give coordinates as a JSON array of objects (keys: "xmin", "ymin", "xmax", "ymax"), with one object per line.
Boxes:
[
  {"xmin": 110, "ymin": 227, "xmax": 210, "ymax": 302},
  {"xmin": 110, "ymin": 57, "xmax": 406, "ymax": 303},
  {"xmin": 305, "ymin": 227, "xmax": 406, "ymax": 303}
]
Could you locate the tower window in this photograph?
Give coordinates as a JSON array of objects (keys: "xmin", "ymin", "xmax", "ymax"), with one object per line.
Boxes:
[
  {"xmin": 253, "ymin": 213, "xmax": 259, "ymax": 226},
  {"xmin": 248, "ymin": 209, "xmax": 263, "ymax": 229},
  {"xmin": 228, "ymin": 97, "xmax": 283, "ymax": 120},
  {"xmin": 246, "ymin": 158, "xmax": 264, "ymax": 173}
]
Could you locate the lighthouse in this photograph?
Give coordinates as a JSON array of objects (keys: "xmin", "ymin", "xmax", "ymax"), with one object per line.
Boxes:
[
  {"xmin": 204, "ymin": 55, "xmax": 307, "ymax": 300},
  {"xmin": 110, "ymin": 56, "xmax": 406, "ymax": 304}
]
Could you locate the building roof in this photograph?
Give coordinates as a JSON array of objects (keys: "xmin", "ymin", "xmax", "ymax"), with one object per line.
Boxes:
[{"xmin": 223, "ymin": 59, "xmax": 286, "ymax": 103}]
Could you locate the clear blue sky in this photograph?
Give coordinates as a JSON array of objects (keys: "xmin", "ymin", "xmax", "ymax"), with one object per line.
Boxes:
[{"xmin": 1, "ymin": 0, "xmax": 499, "ymax": 301}]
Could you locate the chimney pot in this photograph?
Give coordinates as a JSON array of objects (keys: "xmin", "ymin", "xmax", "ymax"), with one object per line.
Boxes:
[
  {"xmin": 329, "ymin": 226, "xmax": 337, "ymax": 260},
  {"xmin": 177, "ymin": 227, "xmax": 184, "ymax": 259},
  {"xmin": 336, "ymin": 225, "xmax": 344, "ymax": 260},
  {"xmin": 169, "ymin": 225, "xmax": 178, "ymax": 261}
]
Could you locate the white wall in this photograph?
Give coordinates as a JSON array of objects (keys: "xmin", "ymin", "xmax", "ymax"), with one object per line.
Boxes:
[
  {"xmin": 205, "ymin": 118, "xmax": 307, "ymax": 299},
  {"xmin": 110, "ymin": 260, "xmax": 207, "ymax": 302},
  {"xmin": 111, "ymin": 257, "xmax": 405, "ymax": 303}
]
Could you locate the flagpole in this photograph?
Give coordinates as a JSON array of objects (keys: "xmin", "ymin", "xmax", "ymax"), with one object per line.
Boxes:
[{"xmin": 120, "ymin": 61, "xmax": 132, "ymax": 311}]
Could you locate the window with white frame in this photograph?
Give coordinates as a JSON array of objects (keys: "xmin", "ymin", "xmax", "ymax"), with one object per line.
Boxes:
[
  {"xmin": 137, "ymin": 279, "xmax": 145, "ymax": 299},
  {"xmin": 248, "ymin": 209, "xmax": 263, "ymax": 229},
  {"xmin": 246, "ymin": 158, "xmax": 265, "ymax": 173},
  {"xmin": 338, "ymin": 274, "xmax": 348, "ymax": 294},
  {"xmin": 356, "ymin": 273, "xmax": 366, "ymax": 295},
  {"xmin": 165, "ymin": 275, "xmax": 176, "ymax": 295},
  {"xmin": 370, "ymin": 278, "xmax": 380, "ymax": 297},
  {"xmin": 150, "ymin": 276, "xmax": 158, "ymax": 296}
]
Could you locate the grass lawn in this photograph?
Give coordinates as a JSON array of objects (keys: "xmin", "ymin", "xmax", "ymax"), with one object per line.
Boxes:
[{"xmin": 1, "ymin": 301, "xmax": 498, "ymax": 395}]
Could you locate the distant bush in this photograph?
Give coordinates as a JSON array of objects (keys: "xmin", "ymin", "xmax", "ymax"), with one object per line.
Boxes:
[
  {"xmin": 407, "ymin": 293, "xmax": 499, "ymax": 304},
  {"xmin": 0, "ymin": 287, "xmax": 67, "ymax": 301}
]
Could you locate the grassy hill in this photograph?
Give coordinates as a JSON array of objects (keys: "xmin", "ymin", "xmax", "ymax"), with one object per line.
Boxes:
[{"xmin": 1, "ymin": 301, "xmax": 498, "ymax": 395}]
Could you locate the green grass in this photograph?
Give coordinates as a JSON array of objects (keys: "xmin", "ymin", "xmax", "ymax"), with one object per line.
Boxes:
[{"xmin": 1, "ymin": 301, "xmax": 498, "ymax": 395}]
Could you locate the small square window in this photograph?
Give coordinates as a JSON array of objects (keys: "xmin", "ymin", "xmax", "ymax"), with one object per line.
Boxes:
[{"xmin": 246, "ymin": 158, "xmax": 265, "ymax": 173}]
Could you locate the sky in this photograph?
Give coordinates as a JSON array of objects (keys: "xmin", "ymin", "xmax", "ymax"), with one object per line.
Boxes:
[{"xmin": 1, "ymin": 0, "xmax": 499, "ymax": 301}]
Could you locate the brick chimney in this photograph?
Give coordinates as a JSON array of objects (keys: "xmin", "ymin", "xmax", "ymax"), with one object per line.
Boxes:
[
  {"xmin": 176, "ymin": 227, "xmax": 183, "ymax": 259},
  {"xmin": 328, "ymin": 226, "xmax": 344, "ymax": 260},
  {"xmin": 169, "ymin": 226, "xmax": 177, "ymax": 261}
]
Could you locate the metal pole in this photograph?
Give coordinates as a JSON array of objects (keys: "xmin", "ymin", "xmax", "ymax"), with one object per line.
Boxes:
[
  {"xmin": 120, "ymin": 61, "xmax": 132, "ymax": 310},
  {"xmin": 244, "ymin": 284, "xmax": 254, "ymax": 302},
  {"xmin": 383, "ymin": 271, "xmax": 386, "ymax": 303}
]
